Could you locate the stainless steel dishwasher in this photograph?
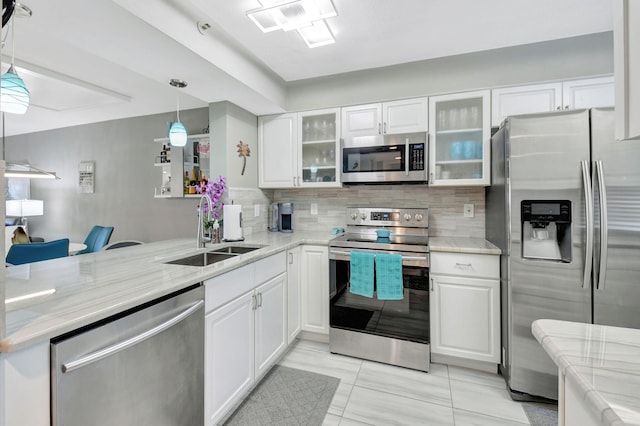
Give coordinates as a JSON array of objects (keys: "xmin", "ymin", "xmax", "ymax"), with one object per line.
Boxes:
[{"xmin": 51, "ymin": 285, "xmax": 204, "ymax": 426}]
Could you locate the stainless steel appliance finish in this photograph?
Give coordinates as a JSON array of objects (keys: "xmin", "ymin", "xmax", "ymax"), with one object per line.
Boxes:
[
  {"xmin": 268, "ymin": 202, "xmax": 279, "ymax": 232},
  {"xmin": 486, "ymin": 108, "xmax": 640, "ymax": 401},
  {"xmin": 341, "ymin": 133, "xmax": 427, "ymax": 184},
  {"xmin": 51, "ymin": 285, "xmax": 205, "ymax": 426},
  {"xmin": 329, "ymin": 207, "xmax": 430, "ymax": 371},
  {"xmin": 278, "ymin": 202, "xmax": 294, "ymax": 233}
]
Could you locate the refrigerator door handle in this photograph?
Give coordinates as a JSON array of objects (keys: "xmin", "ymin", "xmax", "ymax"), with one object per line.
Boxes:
[
  {"xmin": 581, "ymin": 160, "xmax": 594, "ymax": 289},
  {"xmin": 595, "ymin": 160, "xmax": 608, "ymax": 290}
]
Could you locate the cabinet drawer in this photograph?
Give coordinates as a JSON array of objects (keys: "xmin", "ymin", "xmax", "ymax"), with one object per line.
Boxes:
[
  {"xmin": 254, "ymin": 251, "xmax": 287, "ymax": 282},
  {"xmin": 205, "ymin": 264, "xmax": 254, "ymax": 313},
  {"xmin": 430, "ymin": 252, "xmax": 499, "ymax": 279}
]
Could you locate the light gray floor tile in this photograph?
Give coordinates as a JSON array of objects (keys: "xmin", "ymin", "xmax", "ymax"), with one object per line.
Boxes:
[
  {"xmin": 328, "ymin": 382, "xmax": 354, "ymax": 416},
  {"xmin": 323, "ymin": 413, "xmax": 342, "ymax": 426},
  {"xmin": 454, "ymin": 408, "xmax": 530, "ymax": 425},
  {"xmin": 342, "ymin": 386, "xmax": 455, "ymax": 425},
  {"xmin": 339, "ymin": 418, "xmax": 375, "ymax": 426},
  {"xmin": 293, "ymin": 339, "xmax": 331, "ymax": 353},
  {"xmin": 429, "ymin": 362, "xmax": 450, "ymax": 378},
  {"xmin": 279, "ymin": 345, "xmax": 363, "ymax": 384},
  {"xmin": 448, "ymin": 365, "xmax": 507, "ymax": 389},
  {"xmin": 355, "ymin": 360, "xmax": 452, "ymax": 407},
  {"xmin": 450, "ymin": 379, "xmax": 529, "ymax": 424}
]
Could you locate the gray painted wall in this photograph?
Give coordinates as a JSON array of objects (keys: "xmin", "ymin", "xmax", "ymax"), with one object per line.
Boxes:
[
  {"xmin": 4, "ymin": 108, "xmax": 210, "ymax": 244},
  {"xmin": 285, "ymin": 32, "xmax": 613, "ymax": 111}
]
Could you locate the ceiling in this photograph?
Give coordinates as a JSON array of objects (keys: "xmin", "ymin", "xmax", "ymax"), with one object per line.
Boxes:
[{"xmin": 1, "ymin": 0, "xmax": 613, "ymax": 136}]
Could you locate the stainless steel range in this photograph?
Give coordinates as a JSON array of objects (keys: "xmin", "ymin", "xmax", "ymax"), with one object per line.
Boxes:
[{"xmin": 329, "ymin": 207, "xmax": 430, "ymax": 371}]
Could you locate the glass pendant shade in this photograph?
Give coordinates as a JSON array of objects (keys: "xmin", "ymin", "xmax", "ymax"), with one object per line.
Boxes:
[
  {"xmin": 1, "ymin": 65, "xmax": 30, "ymax": 114},
  {"xmin": 169, "ymin": 121, "xmax": 188, "ymax": 147}
]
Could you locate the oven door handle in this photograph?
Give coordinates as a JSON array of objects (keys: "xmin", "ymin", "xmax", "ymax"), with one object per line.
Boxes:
[{"xmin": 329, "ymin": 250, "xmax": 428, "ymax": 262}]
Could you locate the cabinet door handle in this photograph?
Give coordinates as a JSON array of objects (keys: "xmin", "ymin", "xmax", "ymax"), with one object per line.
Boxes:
[
  {"xmin": 378, "ymin": 122, "xmax": 382, "ymax": 134},
  {"xmin": 556, "ymin": 106, "xmax": 561, "ymax": 110},
  {"xmin": 383, "ymin": 122, "xmax": 387, "ymax": 134},
  {"xmin": 297, "ymin": 176, "xmax": 301, "ymax": 186},
  {"xmin": 564, "ymin": 105, "xmax": 569, "ymax": 110},
  {"xmin": 292, "ymin": 177, "xmax": 296, "ymax": 186},
  {"xmin": 455, "ymin": 262, "xmax": 473, "ymax": 269},
  {"xmin": 258, "ymin": 293, "xmax": 263, "ymax": 308},
  {"xmin": 430, "ymin": 278, "xmax": 434, "ymax": 291},
  {"xmin": 252, "ymin": 294, "xmax": 257, "ymax": 310},
  {"xmin": 288, "ymin": 252, "xmax": 293, "ymax": 264}
]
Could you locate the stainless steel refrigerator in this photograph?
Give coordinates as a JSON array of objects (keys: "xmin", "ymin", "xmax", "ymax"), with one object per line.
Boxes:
[{"xmin": 486, "ymin": 108, "xmax": 640, "ymax": 401}]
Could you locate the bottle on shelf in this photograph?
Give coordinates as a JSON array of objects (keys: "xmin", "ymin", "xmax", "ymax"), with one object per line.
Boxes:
[
  {"xmin": 184, "ymin": 171, "xmax": 190, "ymax": 195},
  {"xmin": 160, "ymin": 145, "xmax": 167, "ymax": 163},
  {"xmin": 189, "ymin": 167, "xmax": 197, "ymax": 194},
  {"xmin": 165, "ymin": 144, "xmax": 171, "ymax": 163}
]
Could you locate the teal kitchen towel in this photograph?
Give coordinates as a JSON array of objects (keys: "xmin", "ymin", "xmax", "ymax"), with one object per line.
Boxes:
[
  {"xmin": 376, "ymin": 253, "xmax": 404, "ymax": 300},
  {"xmin": 349, "ymin": 251, "xmax": 374, "ymax": 298}
]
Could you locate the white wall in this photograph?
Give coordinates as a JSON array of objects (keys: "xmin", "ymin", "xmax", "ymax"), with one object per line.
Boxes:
[
  {"xmin": 285, "ymin": 32, "xmax": 613, "ymax": 112},
  {"xmin": 4, "ymin": 108, "xmax": 210, "ymax": 244}
]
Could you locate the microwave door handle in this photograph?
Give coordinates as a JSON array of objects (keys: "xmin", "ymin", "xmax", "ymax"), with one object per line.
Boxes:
[{"xmin": 405, "ymin": 141, "xmax": 410, "ymax": 176}]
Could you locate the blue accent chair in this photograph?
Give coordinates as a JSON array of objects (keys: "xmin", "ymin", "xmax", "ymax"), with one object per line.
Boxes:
[
  {"xmin": 6, "ymin": 239, "xmax": 70, "ymax": 266},
  {"xmin": 76, "ymin": 226, "xmax": 114, "ymax": 255}
]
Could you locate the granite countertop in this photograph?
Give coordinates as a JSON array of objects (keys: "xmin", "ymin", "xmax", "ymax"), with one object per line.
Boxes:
[
  {"xmin": 2, "ymin": 230, "xmax": 333, "ymax": 353},
  {"xmin": 532, "ymin": 319, "xmax": 640, "ymax": 426},
  {"xmin": 429, "ymin": 236, "xmax": 501, "ymax": 255}
]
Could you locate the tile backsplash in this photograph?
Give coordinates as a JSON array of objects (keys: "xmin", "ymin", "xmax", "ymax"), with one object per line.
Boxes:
[{"xmin": 233, "ymin": 185, "xmax": 486, "ymax": 238}]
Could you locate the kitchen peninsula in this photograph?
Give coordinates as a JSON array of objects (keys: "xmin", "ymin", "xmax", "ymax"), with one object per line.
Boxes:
[{"xmin": 533, "ymin": 319, "xmax": 640, "ymax": 426}]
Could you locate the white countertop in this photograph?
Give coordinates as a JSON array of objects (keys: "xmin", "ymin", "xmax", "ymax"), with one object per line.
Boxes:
[
  {"xmin": 429, "ymin": 236, "xmax": 501, "ymax": 255},
  {"xmin": 2, "ymin": 231, "xmax": 498, "ymax": 353},
  {"xmin": 532, "ymin": 319, "xmax": 640, "ymax": 426},
  {"xmin": 2, "ymin": 231, "xmax": 332, "ymax": 353}
]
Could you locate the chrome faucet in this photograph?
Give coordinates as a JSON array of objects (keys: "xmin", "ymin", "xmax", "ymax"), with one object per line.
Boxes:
[{"xmin": 196, "ymin": 193, "xmax": 213, "ymax": 248}]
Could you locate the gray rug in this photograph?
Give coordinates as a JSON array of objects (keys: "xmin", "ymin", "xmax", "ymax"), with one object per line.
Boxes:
[
  {"xmin": 223, "ymin": 366, "xmax": 340, "ymax": 426},
  {"xmin": 522, "ymin": 402, "xmax": 558, "ymax": 426}
]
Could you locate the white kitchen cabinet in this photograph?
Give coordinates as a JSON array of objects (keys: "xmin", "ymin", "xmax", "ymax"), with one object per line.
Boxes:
[
  {"xmin": 205, "ymin": 291, "xmax": 254, "ymax": 425},
  {"xmin": 297, "ymin": 108, "xmax": 341, "ymax": 186},
  {"xmin": 430, "ymin": 252, "xmax": 500, "ymax": 364},
  {"xmin": 300, "ymin": 245, "xmax": 330, "ymax": 335},
  {"xmin": 428, "ymin": 90, "xmax": 491, "ymax": 186},
  {"xmin": 287, "ymin": 247, "xmax": 302, "ymax": 344},
  {"xmin": 258, "ymin": 113, "xmax": 297, "ymax": 188},
  {"xmin": 560, "ymin": 371, "xmax": 599, "ymax": 426},
  {"xmin": 254, "ymin": 273, "xmax": 288, "ymax": 379},
  {"xmin": 614, "ymin": 0, "xmax": 640, "ymax": 140},
  {"xmin": 341, "ymin": 97, "xmax": 428, "ymax": 140},
  {"xmin": 259, "ymin": 110, "xmax": 340, "ymax": 188},
  {"xmin": 491, "ymin": 76, "xmax": 614, "ymax": 127},
  {"xmin": 153, "ymin": 134, "xmax": 210, "ymax": 198},
  {"xmin": 204, "ymin": 251, "xmax": 287, "ymax": 425}
]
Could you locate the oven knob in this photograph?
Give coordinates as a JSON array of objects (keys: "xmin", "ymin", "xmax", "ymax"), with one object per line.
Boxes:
[
  {"xmin": 360, "ymin": 213, "xmax": 367, "ymax": 220},
  {"xmin": 415, "ymin": 214, "xmax": 423, "ymax": 221},
  {"xmin": 404, "ymin": 213, "xmax": 412, "ymax": 221},
  {"xmin": 350, "ymin": 212, "xmax": 358, "ymax": 220}
]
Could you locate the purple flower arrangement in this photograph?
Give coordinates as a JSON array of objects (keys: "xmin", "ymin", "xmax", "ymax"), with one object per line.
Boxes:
[{"xmin": 196, "ymin": 175, "xmax": 226, "ymax": 227}]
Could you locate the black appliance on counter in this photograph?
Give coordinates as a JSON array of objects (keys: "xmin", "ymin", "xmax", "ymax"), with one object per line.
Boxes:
[{"xmin": 329, "ymin": 207, "xmax": 430, "ymax": 371}]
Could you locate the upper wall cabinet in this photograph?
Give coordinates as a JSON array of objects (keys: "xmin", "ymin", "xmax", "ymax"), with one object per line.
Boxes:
[
  {"xmin": 428, "ymin": 90, "xmax": 490, "ymax": 187},
  {"xmin": 614, "ymin": 0, "xmax": 640, "ymax": 140},
  {"xmin": 258, "ymin": 109, "xmax": 341, "ymax": 188},
  {"xmin": 341, "ymin": 97, "xmax": 428, "ymax": 141},
  {"xmin": 491, "ymin": 76, "xmax": 614, "ymax": 127}
]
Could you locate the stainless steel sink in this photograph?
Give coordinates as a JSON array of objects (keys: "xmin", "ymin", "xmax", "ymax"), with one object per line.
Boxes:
[
  {"xmin": 208, "ymin": 245, "xmax": 264, "ymax": 255},
  {"xmin": 165, "ymin": 252, "xmax": 237, "ymax": 267},
  {"xmin": 164, "ymin": 245, "xmax": 265, "ymax": 267}
]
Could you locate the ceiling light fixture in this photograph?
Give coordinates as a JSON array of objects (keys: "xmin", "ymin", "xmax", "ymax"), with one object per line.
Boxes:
[
  {"xmin": 1, "ymin": 3, "xmax": 32, "ymax": 114},
  {"xmin": 168, "ymin": 78, "xmax": 188, "ymax": 147},
  {"xmin": 247, "ymin": 0, "xmax": 336, "ymax": 47}
]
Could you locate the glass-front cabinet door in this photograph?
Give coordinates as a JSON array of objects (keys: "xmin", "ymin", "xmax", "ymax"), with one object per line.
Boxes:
[
  {"xmin": 428, "ymin": 90, "xmax": 490, "ymax": 186},
  {"xmin": 297, "ymin": 108, "xmax": 341, "ymax": 187}
]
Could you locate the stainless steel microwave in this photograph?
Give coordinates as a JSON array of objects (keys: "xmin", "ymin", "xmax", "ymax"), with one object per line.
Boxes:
[{"xmin": 341, "ymin": 133, "xmax": 427, "ymax": 184}]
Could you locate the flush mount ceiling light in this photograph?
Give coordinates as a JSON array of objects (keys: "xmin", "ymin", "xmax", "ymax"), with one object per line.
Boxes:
[
  {"xmin": 247, "ymin": 0, "xmax": 336, "ymax": 48},
  {"xmin": 168, "ymin": 78, "xmax": 188, "ymax": 147},
  {"xmin": 1, "ymin": 3, "xmax": 32, "ymax": 114}
]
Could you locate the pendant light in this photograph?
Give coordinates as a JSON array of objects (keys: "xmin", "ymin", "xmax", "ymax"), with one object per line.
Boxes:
[
  {"xmin": 168, "ymin": 79, "xmax": 187, "ymax": 147},
  {"xmin": 1, "ymin": 5, "xmax": 30, "ymax": 114}
]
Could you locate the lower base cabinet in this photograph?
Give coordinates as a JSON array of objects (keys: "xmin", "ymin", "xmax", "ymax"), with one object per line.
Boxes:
[
  {"xmin": 287, "ymin": 247, "xmax": 302, "ymax": 344},
  {"xmin": 430, "ymin": 252, "xmax": 500, "ymax": 364},
  {"xmin": 204, "ymin": 252, "xmax": 287, "ymax": 425},
  {"xmin": 300, "ymin": 245, "xmax": 329, "ymax": 335}
]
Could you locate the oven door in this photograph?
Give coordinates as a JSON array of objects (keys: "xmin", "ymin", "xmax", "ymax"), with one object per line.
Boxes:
[
  {"xmin": 341, "ymin": 141, "xmax": 427, "ymax": 183},
  {"xmin": 329, "ymin": 248, "xmax": 429, "ymax": 344}
]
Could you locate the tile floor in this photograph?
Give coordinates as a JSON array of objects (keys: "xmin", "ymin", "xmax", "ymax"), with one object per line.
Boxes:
[{"xmin": 278, "ymin": 339, "xmax": 532, "ymax": 426}]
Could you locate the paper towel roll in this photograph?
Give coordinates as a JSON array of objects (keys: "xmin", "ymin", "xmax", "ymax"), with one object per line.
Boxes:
[{"xmin": 223, "ymin": 204, "xmax": 244, "ymax": 241}]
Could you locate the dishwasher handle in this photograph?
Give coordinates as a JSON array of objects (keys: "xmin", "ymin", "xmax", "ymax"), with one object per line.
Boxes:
[{"xmin": 61, "ymin": 300, "xmax": 204, "ymax": 374}]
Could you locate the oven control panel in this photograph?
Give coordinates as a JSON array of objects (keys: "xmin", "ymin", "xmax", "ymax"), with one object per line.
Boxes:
[{"xmin": 347, "ymin": 207, "xmax": 428, "ymax": 228}]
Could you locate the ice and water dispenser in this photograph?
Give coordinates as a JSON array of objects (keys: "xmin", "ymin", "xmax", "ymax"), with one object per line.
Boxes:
[{"xmin": 521, "ymin": 200, "xmax": 572, "ymax": 262}]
